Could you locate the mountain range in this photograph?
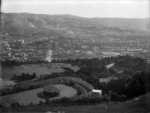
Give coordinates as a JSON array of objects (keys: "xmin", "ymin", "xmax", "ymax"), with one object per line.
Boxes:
[{"xmin": 1, "ymin": 13, "xmax": 150, "ymax": 40}]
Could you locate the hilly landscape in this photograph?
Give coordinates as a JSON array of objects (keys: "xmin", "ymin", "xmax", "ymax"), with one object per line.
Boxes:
[
  {"xmin": 1, "ymin": 12, "xmax": 150, "ymax": 113},
  {"xmin": 1, "ymin": 13, "xmax": 150, "ymax": 41}
]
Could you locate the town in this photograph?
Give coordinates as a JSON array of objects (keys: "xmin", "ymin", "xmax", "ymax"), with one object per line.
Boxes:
[{"xmin": 1, "ymin": 33, "xmax": 150, "ymax": 62}]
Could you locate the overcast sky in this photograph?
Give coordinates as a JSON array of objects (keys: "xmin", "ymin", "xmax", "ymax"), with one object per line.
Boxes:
[{"xmin": 2, "ymin": 0, "xmax": 150, "ymax": 18}]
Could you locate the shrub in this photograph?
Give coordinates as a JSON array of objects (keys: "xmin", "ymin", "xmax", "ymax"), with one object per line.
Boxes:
[{"xmin": 109, "ymin": 91, "xmax": 127, "ymax": 102}]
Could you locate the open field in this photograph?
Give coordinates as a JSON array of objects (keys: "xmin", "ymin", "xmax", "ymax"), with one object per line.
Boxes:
[
  {"xmin": 0, "ymin": 76, "xmax": 91, "ymax": 107},
  {"xmin": 2, "ymin": 64, "xmax": 63, "ymax": 79},
  {"xmin": 52, "ymin": 84, "xmax": 77, "ymax": 99},
  {"xmin": 0, "ymin": 88, "xmax": 45, "ymax": 106},
  {"xmin": 2, "ymin": 93, "xmax": 150, "ymax": 113},
  {"xmin": 0, "ymin": 84, "xmax": 77, "ymax": 107},
  {"xmin": 1, "ymin": 63, "xmax": 79, "ymax": 79}
]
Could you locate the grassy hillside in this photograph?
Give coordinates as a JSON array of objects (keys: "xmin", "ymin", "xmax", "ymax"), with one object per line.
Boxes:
[{"xmin": 2, "ymin": 93, "xmax": 150, "ymax": 113}]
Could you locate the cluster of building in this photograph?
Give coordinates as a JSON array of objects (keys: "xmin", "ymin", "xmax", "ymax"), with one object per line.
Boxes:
[
  {"xmin": 1, "ymin": 38, "xmax": 52, "ymax": 61},
  {"xmin": 1, "ymin": 34, "xmax": 150, "ymax": 61}
]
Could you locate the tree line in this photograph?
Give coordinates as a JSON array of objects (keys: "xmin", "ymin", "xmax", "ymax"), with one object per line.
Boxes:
[{"xmin": 12, "ymin": 72, "xmax": 37, "ymax": 82}]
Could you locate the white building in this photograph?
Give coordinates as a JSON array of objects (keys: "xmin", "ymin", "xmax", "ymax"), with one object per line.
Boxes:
[
  {"xmin": 105, "ymin": 63, "xmax": 115, "ymax": 69},
  {"xmin": 102, "ymin": 52, "xmax": 120, "ymax": 57},
  {"xmin": 90, "ymin": 89, "xmax": 102, "ymax": 98}
]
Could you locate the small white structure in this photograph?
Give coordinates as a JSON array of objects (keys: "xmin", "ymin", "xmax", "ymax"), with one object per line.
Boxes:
[
  {"xmin": 91, "ymin": 89, "xmax": 102, "ymax": 98},
  {"xmin": 105, "ymin": 63, "xmax": 115, "ymax": 69},
  {"xmin": 102, "ymin": 52, "xmax": 120, "ymax": 57},
  {"xmin": 100, "ymin": 77, "xmax": 118, "ymax": 84}
]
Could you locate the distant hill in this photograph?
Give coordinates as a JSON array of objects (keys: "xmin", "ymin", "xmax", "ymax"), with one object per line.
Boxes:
[{"xmin": 1, "ymin": 13, "xmax": 150, "ymax": 40}]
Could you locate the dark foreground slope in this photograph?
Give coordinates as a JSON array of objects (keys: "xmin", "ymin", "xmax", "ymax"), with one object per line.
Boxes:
[{"xmin": 2, "ymin": 92, "xmax": 150, "ymax": 113}]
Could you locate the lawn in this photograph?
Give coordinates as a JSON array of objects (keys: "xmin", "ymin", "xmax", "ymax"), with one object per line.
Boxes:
[
  {"xmin": 1, "ymin": 63, "xmax": 79, "ymax": 79},
  {"xmin": 2, "ymin": 64, "xmax": 63, "ymax": 79},
  {"xmin": 52, "ymin": 84, "xmax": 77, "ymax": 99},
  {"xmin": 0, "ymin": 84, "xmax": 77, "ymax": 107},
  {"xmin": 0, "ymin": 88, "xmax": 45, "ymax": 107}
]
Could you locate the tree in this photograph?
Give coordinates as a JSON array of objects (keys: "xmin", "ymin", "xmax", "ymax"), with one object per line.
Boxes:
[
  {"xmin": 124, "ymin": 78, "xmax": 142, "ymax": 98},
  {"xmin": 32, "ymin": 72, "xmax": 36, "ymax": 78}
]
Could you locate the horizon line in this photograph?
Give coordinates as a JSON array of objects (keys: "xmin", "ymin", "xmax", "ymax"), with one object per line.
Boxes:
[{"xmin": 2, "ymin": 12, "xmax": 150, "ymax": 19}]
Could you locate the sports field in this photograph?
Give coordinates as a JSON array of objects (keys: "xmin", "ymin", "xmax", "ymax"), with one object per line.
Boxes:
[
  {"xmin": 0, "ymin": 84, "xmax": 77, "ymax": 107},
  {"xmin": 1, "ymin": 63, "xmax": 79, "ymax": 79}
]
